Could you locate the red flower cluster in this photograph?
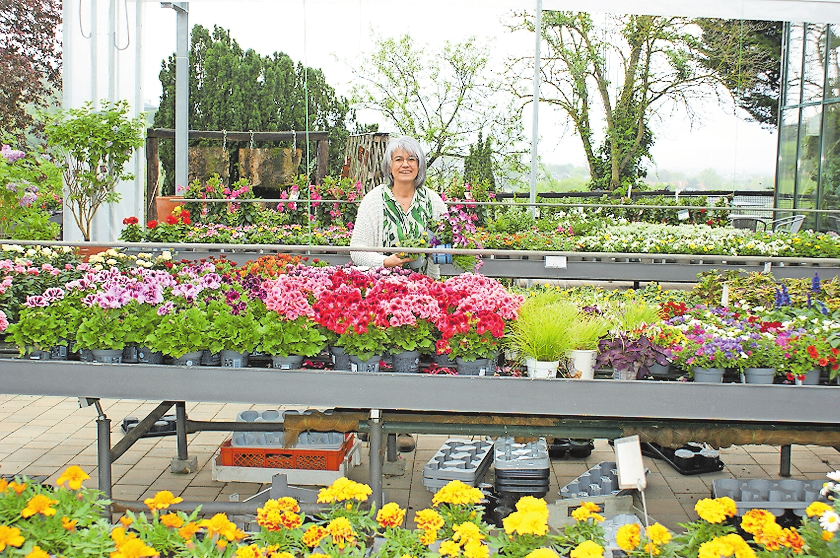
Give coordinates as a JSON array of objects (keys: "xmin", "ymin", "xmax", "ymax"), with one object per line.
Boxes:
[
  {"xmin": 659, "ymin": 301, "xmax": 688, "ymax": 319},
  {"xmin": 806, "ymin": 344, "xmax": 839, "ymax": 369},
  {"xmin": 122, "ymin": 216, "xmax": 139, "ymax": 226}
]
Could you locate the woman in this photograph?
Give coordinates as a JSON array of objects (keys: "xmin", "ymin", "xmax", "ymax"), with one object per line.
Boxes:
[{"xmin": 350, "ymin": 136, "xmax": 447, "ymax": 278}]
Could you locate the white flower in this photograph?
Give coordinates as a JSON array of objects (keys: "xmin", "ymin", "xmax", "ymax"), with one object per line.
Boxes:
[
  {"xmin": 25, "ymin": 248, "xmax": 36, "ymax": 256},
  {"xmin": 821, "ymin": 481, "xmax": 835, "ymax": 497},
  {"xmin": 62, "ymin": 246, "xmax": 73, "ymax": 253},
  {"xmin": 820, "ymin": 511, "xmax": 840, "ymax": 532},
  {"xmin": 106, "ymin": 258, "xmax": 117, "ymax": 265},
  {"xmin": 827, "ymin": 471, "xmax": 840, "ymax": 482},
  {"xmin": 161, "ymin": 250, "xmax": 172, "ymax": 260}
]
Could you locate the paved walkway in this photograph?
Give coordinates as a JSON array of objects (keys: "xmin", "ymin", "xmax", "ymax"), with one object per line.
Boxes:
[{"xmin": 1, "ymin": 395, "xmax": 838, "ymax": 532}]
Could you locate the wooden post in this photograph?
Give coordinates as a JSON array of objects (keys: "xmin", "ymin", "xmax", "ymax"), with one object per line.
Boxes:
[
  {"xmin": 316, "ymin": 139, "xmax": 329, "ymax": 184},
  {"xmin": 146, "ymin": 136, "xmax": 160, "ymax": 222}
]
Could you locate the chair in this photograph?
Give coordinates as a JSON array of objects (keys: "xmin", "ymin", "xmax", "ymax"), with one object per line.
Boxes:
[
  {"xmin": 768, "ymin": 215, "xmax": 805, "ymax": 233},
  {"xmin": 728, "ymin": 214, "xmax": 805, "ymax": 233},
  {"xmin": 729, "ymin": 215, "xmax": 764, "ymax": 231}
]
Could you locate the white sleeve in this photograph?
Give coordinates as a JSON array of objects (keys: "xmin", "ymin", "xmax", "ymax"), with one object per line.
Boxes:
[{"xmin": 350, "ymin": 186, "xmax": 388, "ymax": 268}]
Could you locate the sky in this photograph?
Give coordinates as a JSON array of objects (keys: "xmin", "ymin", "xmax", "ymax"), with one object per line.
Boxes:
[{"xmin": 141, "ymin": 0, "xmax": 778, "ymax": 180}]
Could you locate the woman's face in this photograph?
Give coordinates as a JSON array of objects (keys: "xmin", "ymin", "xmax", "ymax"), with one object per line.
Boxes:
[{"xmin": 391, "ymin": 148, "xmax": 419, "ymax": 186}]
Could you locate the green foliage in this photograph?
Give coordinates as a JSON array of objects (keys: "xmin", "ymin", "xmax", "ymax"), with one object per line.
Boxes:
[
  {"xmin": 337, "ymin": 323, "xmax": 389, "ymax": 361},
  {"xmin": 206, "ymin": 300, "xmax": 263, "ymax": 354},
  {"xmin": 463, "ymin": 131, "xmax": 495, "ymax": 189},
  {"xmin": 184, "ymin": 175, "xmax": 260, "ymax": 226},
  {"xmin": 44, "ymin": 100, "xmax": 145, "ymax": 241},
  {"xmin": 146, "ymin": 305, "xmax": 211, "ymax": 358},
  {"xmin": 6, "ymin": 305, "xmax": 70, "ymax": 353},
  {"xmin": 387, "ymin": 321, "xmax": 436, "ymax": 354},
  {"xmin": 258, "ymin": 313, "xmax": 327, "ymax": 358},
  {"xmin": 509, "ymin": 294, "xmax": 580, "ymax": 361},
  {"xmin": 75, "ymin": 305, "xmax": 131, "ymax": 351},
  {"xmin": 154, "ymin": 24, "xmax": 353, "ymax": 191},
  {"xmin": 0, "ymin": 143, "xmax": 62, "ymax": 240},
  {"xmin": 351, "ymin": 33, "xmax": 526, "ymax": 180}
]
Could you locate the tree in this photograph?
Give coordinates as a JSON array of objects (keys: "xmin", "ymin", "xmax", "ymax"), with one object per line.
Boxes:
[
  {"xmin": 508, "ymin": 12, "xmax": 728, "ymax": 192},
  {"xmin": 463, "ymin": 131, "xmax": 495, "ymax": 189},
  {"xmin": 154, "ymin": 24, "xmax": 353, "ymax": 192},
  {"xmin": 695, "ymin": 19, "xmax": 782, "ymax": 129},
  {"xmin": 0, "ymin": 0, "xmax": 62, "ymax": 143},
  {"xmin": 349, "ymin": 34, "xmax": 526, "ymax": 182}
]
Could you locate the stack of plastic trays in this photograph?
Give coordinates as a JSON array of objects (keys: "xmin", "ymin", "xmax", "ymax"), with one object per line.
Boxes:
[
  {"xmin": 494, "ymin": 437, "xmax": 551, "ymax": 498},
  {"xmin": 712, "ymin": 478, "xmax": 826, "ymax": 523},
  {"xmin": 423, "ymin": 438, "xmax": 494, "ymax": 493},
  {"xmin": 559, "ymin": 461, "xmax": 622, "ymax": 499},
  {"xmin": 230, "ymin": 409, "xmax": 345, "ymax": 449}
]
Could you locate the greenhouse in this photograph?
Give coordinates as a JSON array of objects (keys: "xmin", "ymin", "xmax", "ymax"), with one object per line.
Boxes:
[{"xmin": 2, "ymin": 1, "xmax": 840, "ymax": 558}]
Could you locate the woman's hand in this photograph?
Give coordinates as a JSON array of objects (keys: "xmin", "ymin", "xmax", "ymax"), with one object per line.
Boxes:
[{"xmin": 383, "ymin": 254, "xmax": 413, "ymax": 268}]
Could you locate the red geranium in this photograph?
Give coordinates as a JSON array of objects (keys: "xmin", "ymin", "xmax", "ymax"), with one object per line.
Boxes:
[
  {"xmin": 164, "ymin": 214, "xmax": 178, "ymax": 225},
  {"xmin": 146, "ymin": 220, "xmax": 158, "ymax": 228},
  {"xmin": 122, "ymin": 216, "xmax": 139, "ymax": 225}
]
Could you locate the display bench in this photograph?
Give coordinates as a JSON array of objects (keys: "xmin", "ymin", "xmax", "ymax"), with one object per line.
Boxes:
[{"xmin": 1, "ymin": 359, "xmax": 839, "ymax": 509}]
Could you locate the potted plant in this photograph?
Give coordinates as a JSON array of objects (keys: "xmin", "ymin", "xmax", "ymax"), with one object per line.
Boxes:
[
  {"xmin": 508, "ymin": 294, "xmax": 578, "ymax": 378},
  {"xmin": 783, "ymin": 331, "xmax": 838, "ymax": 385},
  {"xmin": 206, "ymin": 298, "xmax": 263, "ymax": 368},
  {"xmin": 145, "ymin": 305, "xmax": 210, "ymax": 365},
  {"xmin": 336, "ymin": 313, "xmax": 389, "ymax": 373},
  {"xmin": 596, "ymin": 333, "xmax": 670, "ymax": 380},
  {"xmin": 395, "ymin": 232, "xmax": 431, "ymax": 271},
  {"xmin": 43, "ymin": 99, "xmax": 145, "ymax": 241},
  {"xmin": 259, "ymin": 312, "xmax": 327, "ymax": 369},
  {"xmin": 435, "ymin": 309, "xmax": 505, "ymax": 375},
  {"xmin": 740, "ymin": 334, "xmax": 787, "ymax": 384},
  {"xmin": 74, "ymin": 304, "xmax": 133, "ymax": 363},
  {"xmin": 566, "ymin": 314, "xmax": 610, "ymax": 379},
  {"xmin": 671, "ymin": 335, "xmax": 747, "ymax": 383},
  {"xmin": 5, "ymin": 299, "xmax": 71, "ymax": 359}
]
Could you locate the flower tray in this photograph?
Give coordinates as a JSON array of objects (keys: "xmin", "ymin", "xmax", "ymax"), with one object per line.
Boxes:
[
  {"xmin": 218, "ymin": 434, "xmax": 354, "ymax": 470},
  {"xmin": 494, "ymin": 437, "xmax": 550, "ymax": 497},
  {"xmin": 422, "ymin": 438, "xmax": 494, "ymax": 492},
  {"xmin": 640, "ymin": 442, "xmax": 725, "ymax": 475},
  {"xmin": 121, "ymin": 415, "xmax": 177, "ymax": 438},
  {"xmin": 712, "ymin": 478, "xmax": 825, "ymax": 526},
  {"xmin": 559, "ymin": 461, "xmax": 626, "ymax": 500}
]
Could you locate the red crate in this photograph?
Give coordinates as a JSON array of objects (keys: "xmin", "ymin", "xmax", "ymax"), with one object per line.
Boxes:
[{"xmin": 218, "ymin": 434, "xmax": 353, "ymax": 470}]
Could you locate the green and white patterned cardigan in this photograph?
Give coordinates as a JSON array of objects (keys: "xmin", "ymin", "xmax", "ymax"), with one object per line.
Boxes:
[{"xmin": 349, "ymin": 184, "xmax": 447, "ymax": 278}]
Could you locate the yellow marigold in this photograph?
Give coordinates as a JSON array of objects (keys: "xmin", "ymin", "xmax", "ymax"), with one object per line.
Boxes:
[
  {"xmin": 806, "ymin": 501, "xmax": 833, "ymax": 517},
  {"xmin": 279, "ymin": 512, "xmax": 303, "ymax": 530},
  {"xmin": 740, "ymin": 509, "xmax": 776, "ymax": 535},
  {"xmin": 571, "ymin": 503, "xmax": 604, "ymax": 523},
  {"xmin": 646, "ymin": 523, "xmax": 671, "ymax": 546},
  {"xmin": 178, "ymin": 522, "xmax": 200, "ymax": 540},
  {"xmin": 0, "ymin": 525, "xmax": 25, "ymax": 551},
  {"xmin": 419, "ymin": 529, "xmax": 438, "ymax": 545},
  {"xmin": 463, "ymin": 538, "xmax": 489, "ymax": 558},
  {"xmin": 502, "ymin": 510, "xmax": 548, "ymax": 536},
  {"xmin": 234, "ymin": 544, "xmax": 262, "ymax": 558},
  {"xmin": 695, "ymin": 498, "xmax": 736, "ymax": 524},
  {"xmin": 515, "ymin": 496, "xmax": 549, "ymax": 519},
  {"xmin": 753, "ymin": 521, "xmax": 784, "ymax": 551},
  {"xmin": 317, "ymin": 477, "xmax": 371, "ymax": 503},
  {"xmin": 62, "ymin": 516, "xmax": 78, "ymax": 531},
  {"xmin": 415, "ymin": 509, "xmax": 444, "ymax": 532},
  {"xmin": 377, "ymin": 502, "xmax": 406, "ymax": 528},
  {"xmin": 524, "ymin": 549, "xmax": 559, "ymax": 558},
  {"xmin": 275, "ymin": 552, "xmax": 294, "ymax": 558},
  {"xmin": 112, "ymin": 537, "xmax": 158, "ymax": 558},
  {"xmin": 616, "ymin": 523, "xmax": 641, "ymax": 551},
  {"xmin": 327, "ymin": 517, "xmax": 356, "ymax": 549},
  {"xmin": 439, "ymin": 540, "xmax": 461, "ymax": 557},
  {"xmin": 643, "ymin": 542, "xmax": 661, "ymax": 556},
  {"xmin": 21, "ymin": 495, "xmax": 58, "ymax": 518},
  {"xmin": 822, "ymin": 531, "xmax": 834, "ymax": 541},
  {"xmin": 782, "ymin": 527, "xmax": 804, "ymax": 552},
  {"xmin": 25, "ymin": 546, "xmax": 51, "ymax": 558},
  {"xmin": 569, "ymin": 540, "xmax": 604, "ymax": 558},
  {"xmin": 9, "ymin": 482, "xmax": 27, "ymax": 495},
  {"xmin": 698, "ymin": 534, "xmax": 755, "ymax": 558},
  {"xmin": 0, "ymin": 479, "xmax": 7, "ymax": 492},
  {"xmin": 432, "ymin": 480, "xmax": 484, "ymax": 507},
  {"xmin": 55, "ymin": 465, "xmax": 91, "ymax": 490},
  {"xmin": 302, "ymin": 525, "xmax": 329, "ymax": 548},
  {"xmin": 143, "ymin": 490, "xmax": 184, "ymax": 511},
  {"xmin": 308, "ymin": 554, "xmax": 330, "ymax": 558},
  {"xmin": 200, "ymin": 513, "xmax": 239, "ymax": 541},
  {"xmin": 275, "ymin": 497, "xmax": 301, "ymax": 513},
  {"xmin": 453, "ymin": 522, "xmax": 484, "ymax": 543},
  {"xmin": 120, "ymin": 516, "xmax": 133, "ymax": 528},
  {"xmin": 160, "ymin": 513, "xmax": 184, "ymax": 529}
]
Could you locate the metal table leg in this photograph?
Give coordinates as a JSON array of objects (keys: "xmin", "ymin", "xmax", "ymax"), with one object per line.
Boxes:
[
  {"xmin": 369, "ymin": 409, "xmax": 383, "ymax": 508},
  {"xmin": 780, "ymin": 444, "xmax": 792, "ymax": 477}
]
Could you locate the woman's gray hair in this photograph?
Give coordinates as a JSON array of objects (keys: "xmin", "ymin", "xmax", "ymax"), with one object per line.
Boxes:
[{"xmin": 381, "ymin": 136, "xmax": 427, "ymax": 188}]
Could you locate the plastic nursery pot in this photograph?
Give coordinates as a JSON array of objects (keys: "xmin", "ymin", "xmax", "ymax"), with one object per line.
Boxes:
[
  {"xmin": 568, "ymin": 350, "xmax": 597, "ymax": 380},
  {"xmin": 137, "ymin": 347, "xmax": 164, "ymax": 364},
  {"xmin": 171, "ymin": 351, "xmax": 202, "ymax": 366},
  {"xmin": 391, "ymin": 350, "xmax": 420, "ymax": 373},
  {"xmin": 742, "ymin": 367, "xmax": 776, "ymax": 384},
  {"xmin": 692, "ymin": 367, "xmax": 725, "ymax": 383},
  {"xmin": 795, "ymin": 369, "xmax": 821, "ymax": 385},
  {"xmin": 455, "ymin": 356, "xmax": 495, "ymax": 376},
  {"xmin": 201, "ymin": 350, "xmax": 221, "ymax": 366},
  {"xmin": 122, "ymin": 345, "xmax": 139, "ymax": 364},
  {"xmin": 407, "ymin": 256, "xmax": 426, "ymax": 270},
  {"xmin": 91, "ymin": 349, "xmax": 123, "ymax": 364},
  {"xmin": 525, "ymin": 358, "xmax": 560, "ymax": 379},
  {"xmin": 329, "ymin": 346, "xmax": 352, "ymax": 371},
  {"xmin": 271, "ymin": 355, "xmax": 305, "ymax": 370},
  {"xmin": 349, "ymin": 354, "xmax": 381, "ymax": 373},
  {"xmin": 221, "ymin": 350, "xmax": 249, "ymax": 368}
]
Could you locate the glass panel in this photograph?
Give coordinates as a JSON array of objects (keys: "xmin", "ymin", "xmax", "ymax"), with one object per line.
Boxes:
[
  {"xmin": 777, "ymin": 108, "xmax": 799, "ymax": 210},
  {"xmin": 785, "ymin": 23, "xmax": 805, "ymax": 106},
  {"xmin": 820, "ymin": 103, "xmax": 840, "ymax": 230},
  {"xmin": 827, "ymin": 25, "xmax": 840, "ymax": 100},
  {"xmin": 803, "ymin": 24, "xmax": 827, "ymax": 102},
  {"xmin": 796, "ymin": 104, "xmax": 822, "ymax": 229}
]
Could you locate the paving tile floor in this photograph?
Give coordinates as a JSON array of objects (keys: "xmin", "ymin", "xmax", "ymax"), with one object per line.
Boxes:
[{"xmin": 1, "ymin": 395, "xmax": 839, "ymax": 533}]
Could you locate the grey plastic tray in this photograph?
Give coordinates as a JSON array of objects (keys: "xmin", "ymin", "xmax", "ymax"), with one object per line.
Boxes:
[
  {"xmin": 712, "ymin": 478, "xmax": 825, "ymax": 517},
  {"xmin": 559, "ymin": 461, "xmax": 622, "ymax": 499},
  {"xmin": 494, "ymin": 437, "xmax": 550, "ymax": 470},
  {"xmin": 423, "ymin": 438, "xmax": 494, "ymax": 490},
  {"xmin": 231, "ymin": 408, "xmax": 344, "ymax": 449}
]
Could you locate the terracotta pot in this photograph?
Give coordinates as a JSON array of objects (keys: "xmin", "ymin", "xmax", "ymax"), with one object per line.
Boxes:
[{"xmin": 155, "ymin": 196, "xmax": 184, "ymax": 219}]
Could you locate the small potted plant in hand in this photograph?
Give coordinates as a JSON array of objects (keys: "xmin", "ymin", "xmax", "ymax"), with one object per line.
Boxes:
[{"xmin": 395, "ymin": 232, "xmax": 430, "ymax": 271}]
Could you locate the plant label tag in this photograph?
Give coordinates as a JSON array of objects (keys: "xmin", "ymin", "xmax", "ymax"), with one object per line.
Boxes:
[
  {"xmin": 545, "ymin": 255, "xmax": 567, "ymax": 269},
  {"xmin": 614, "ymin": 435, "xmax": 646, "ymax": 490},
  {"xmin": 289, "ymin": 190, "xmax": 300, "ymax": 201},
  {"xmin": 764, "ymin": 262, "xmax": 772, "ymax": 273},
  {"xmin": 677, "ymin": 210, "xmax": 690, "ymax": 221}
]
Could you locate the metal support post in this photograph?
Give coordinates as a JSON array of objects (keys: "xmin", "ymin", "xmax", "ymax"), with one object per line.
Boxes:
[
  {"xmin": 386, "ymin": 433, "xmax": 397, "ymax": 462},
  {"xmin": 170, "ymin": 401, "xmax": 197, "ymax": 473},
  {"xmin": 780, "ymin": 444, "xmax": 792, "ymax": 477},
  {"xmin": 369, "ymin": 409, "xmax": 383, "ymax": 509},
  {"xmin": 94, "ymin": 400, "xmax": 112, "ymax": 499}
]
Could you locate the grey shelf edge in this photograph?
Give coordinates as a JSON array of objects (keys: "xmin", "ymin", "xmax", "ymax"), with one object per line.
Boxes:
[
  {"xmin": 1, "ymin": 360, "xmax": 837, "ymax": 426},
  {"xmin": 162, "ymin": 250, "xmax": 840, "ymax": 281}
]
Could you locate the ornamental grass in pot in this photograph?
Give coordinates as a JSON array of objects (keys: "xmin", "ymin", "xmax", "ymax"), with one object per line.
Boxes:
[{"xmin": 508, "ymin": 293, "xmax": 578, "ymax": 378}]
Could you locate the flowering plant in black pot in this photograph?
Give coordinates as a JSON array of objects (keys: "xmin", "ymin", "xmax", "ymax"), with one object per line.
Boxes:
[{"xmin": 596, "ymin": 333, "xmax": 670, "ymax": 379}]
